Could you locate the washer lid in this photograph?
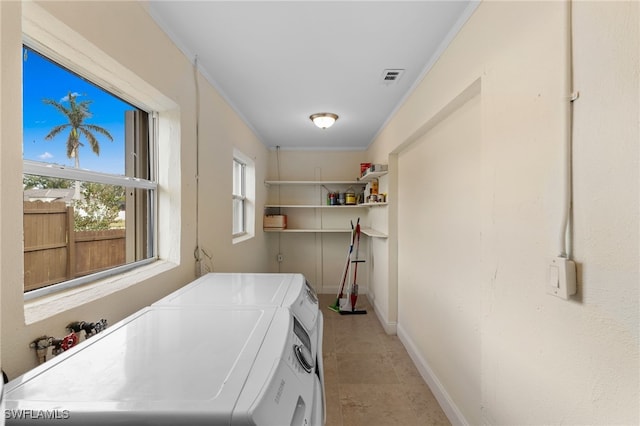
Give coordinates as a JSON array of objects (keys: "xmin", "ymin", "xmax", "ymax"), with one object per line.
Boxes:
[
  {"xmin": 153, "ymin": 273, "xmax": 297, "ymax": 307},
  {"xmin": 5, "ymin": 307, "xmax": 278, "ymax": 424}
]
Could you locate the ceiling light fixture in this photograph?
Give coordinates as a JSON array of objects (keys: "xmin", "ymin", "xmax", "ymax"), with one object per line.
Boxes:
[{"xmin": 310, "ymin": 112, "xmax": 338, "ymax": 129}]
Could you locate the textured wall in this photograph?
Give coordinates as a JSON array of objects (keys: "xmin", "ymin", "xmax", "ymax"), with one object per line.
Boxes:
[{"xmin": 369, "ymin": 1, "xmax": 639, "ymax": 424}]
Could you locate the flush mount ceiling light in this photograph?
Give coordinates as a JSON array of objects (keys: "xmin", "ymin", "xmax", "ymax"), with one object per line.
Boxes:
[{"xmin": 310, "ymin": 112, "xmax": 338, "ymax": 129}]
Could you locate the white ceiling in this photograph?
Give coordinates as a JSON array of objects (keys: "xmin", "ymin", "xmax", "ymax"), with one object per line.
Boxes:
[{"xmin": 147, "ymin": 1, "xmax": 479, "ymax": 151}]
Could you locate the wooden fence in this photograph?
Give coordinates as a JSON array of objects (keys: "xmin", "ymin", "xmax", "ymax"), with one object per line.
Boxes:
[{"xmin": 23, "ymin": 201, "xmax": 126, "ymax": 292}]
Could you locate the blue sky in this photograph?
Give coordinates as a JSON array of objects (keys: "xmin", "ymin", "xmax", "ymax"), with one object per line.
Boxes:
[{"xmin": 23, "ymin": 46, "xmax": 135, "ymax": 175}]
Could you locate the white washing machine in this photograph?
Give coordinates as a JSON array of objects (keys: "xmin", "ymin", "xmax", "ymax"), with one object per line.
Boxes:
[
  {"xmin": 4, "ymin": 305, "xmax": 319, "ymax": 425},
  {"xmin": 154, "ymin": 273, "xmax": 297, "ymax": 308},
  {"xmin": 153, "ymin": 273, "xmax": 325, "ymax": 425}
]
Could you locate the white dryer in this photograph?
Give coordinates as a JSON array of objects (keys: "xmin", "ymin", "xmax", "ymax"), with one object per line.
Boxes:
[
  {"xmin": 4, "ymin": 306, "xmax": 319, "ymax": 425},
  {"xmin": 153, "ymin": 274, "xmax": 321, "ymax": 351},
  {"xmin": 153, "ymin": 273, "xmax": 325, "ymax": 425}
]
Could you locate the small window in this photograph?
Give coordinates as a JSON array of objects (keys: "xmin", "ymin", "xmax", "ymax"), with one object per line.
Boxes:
[
  {"xmin": 232, "ymin": 149, "xmax": 255, "ymax": 243},
  {"xmin": 232, "ymin": 158, "xmax": 246, "ymax": 236},
  {"xmin": 22, "ymin": 46, "xmax": 157, "ymax": 298}
]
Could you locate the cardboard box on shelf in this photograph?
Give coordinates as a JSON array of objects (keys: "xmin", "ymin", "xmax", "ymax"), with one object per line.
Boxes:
[{"xmin": 263, "ymin": 215, "xmax": 287, "ymax": 229}]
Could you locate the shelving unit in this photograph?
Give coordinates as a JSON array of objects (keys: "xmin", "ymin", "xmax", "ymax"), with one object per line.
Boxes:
[
  {"xmin": 263, "ymin": 228, "xmax": 353, "ymax": 233},
  {"xmin": 357, "ymin": 170, "xmax": 388, "ymax": 182},
  {"xmin": 359, "ymin": 202, "xmax": 388, "ymax": 207},
  {"xmin": 264, "ymin": 204, "xmax": 364, "ymax": 209},
  {"xmin": 264, "ymin": 169, "xmax": 388, "ymax": 238},
  {"xmin": 265, "ymin": 180, "xmax": 360, "ymax": 186},
  {"xmin": 361, "ymin": 227, "xmax": 387, "ymax": 238}
]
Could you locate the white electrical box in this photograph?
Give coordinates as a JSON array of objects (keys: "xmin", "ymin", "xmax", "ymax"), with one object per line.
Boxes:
[{"xmin": 547, "ymin": 257, "xmax": 577, "ymax": 299}]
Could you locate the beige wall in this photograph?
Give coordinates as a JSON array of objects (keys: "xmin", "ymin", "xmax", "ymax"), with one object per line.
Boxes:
[
  {"xmin": 398, "ymin": 94, "xmax": 482, "ymax": 423},
  {"xmin": 1, "ymin": 1, "xmax": 268, "ymax": 378},
  {"xmin": 369, "ymin": 1, "xmax": 638, "ymax": 424},
  {"xmin": 0, "ymin": 0, "xmax": 19, "ymax": 380}
]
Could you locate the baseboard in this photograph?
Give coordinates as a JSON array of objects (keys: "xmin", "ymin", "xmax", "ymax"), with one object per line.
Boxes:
[
  {"xmin": 370, "ymin": 296, "xmax": 397, "ymax": 335},
  {"xmin": 397, "ymin": 323, "xmax": 469, "ymax": 426}
]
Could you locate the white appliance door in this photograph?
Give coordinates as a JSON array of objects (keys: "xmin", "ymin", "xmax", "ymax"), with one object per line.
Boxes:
[{"xmin": 234, "ymin": 310, "xmax": 316, "ymax": 426}]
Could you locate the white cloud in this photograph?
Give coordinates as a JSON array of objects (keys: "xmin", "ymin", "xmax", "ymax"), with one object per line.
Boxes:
[
  {"xmin": 39, "ymin": 152, "xmax": 53, "ymax": 160},
  {"xmin": 60, "ymin": 92, "xmax": 81, "ymax": 103}
]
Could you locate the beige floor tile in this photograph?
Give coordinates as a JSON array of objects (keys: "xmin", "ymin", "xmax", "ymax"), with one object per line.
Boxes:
[
  {"xmin": 322, "ymin": 352, "xmax": 339, "ymax": 383},
  {"xmin": 387, "ymin": 350, "xmax": 429, "ymax": 386},
  {"xmin": 403, "ymin": 383, "xmax": 452, "ymax": 425},
  {"xmin": 336, "ymin": 352, "xmax": 399, "ymax": 385},
  {"xmin": 318, "ymin": 294, "xmax": 450, "ymax": 426},
  {"xmin": 339, "ymin": 384, "xmax": 422, "ymax": 426},
  {"xmin": 377, "ymin": 331, "xmax": 406, "ymax": 352},
  {"xmin": 324, "ymin": 382, "xmax": 344, "ymax": 426},
  {"xmin": 334, "ymin": 331, "xmax": 384, "ymax": 354},
  {"xmin": 322, "ymin": 330, "xmax": 337, "ymax": 354}
]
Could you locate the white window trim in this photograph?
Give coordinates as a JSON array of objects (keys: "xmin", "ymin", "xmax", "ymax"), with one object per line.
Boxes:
[
  {"xmin": 23, "ymin": 160, "xmax": 158, "ymax": 190},
  {"xmin": 233, "ymin": 148, "xmax": 255, "ymax": 244},
  {"xmin": 233, "ymin": 158, "xmax": 247, "ymax": 237},
  {"xmin": 22, "ymin": 159, "xmax": 159, "ymax": 301},
  {"xmin": 22, "ymin": 2, "xmax": 181, "ymax": 322}
]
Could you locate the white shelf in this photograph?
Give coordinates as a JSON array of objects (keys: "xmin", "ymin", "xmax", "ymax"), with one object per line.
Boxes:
[
  {"xmin": 264, "ymin": 169, "xmax": 388, "ymax": 238},
  {"xmin": 357, "ymin": 170, "xmax": 388, "ymax": 182},
  {"xmin": 265, "ymin": 204, "xmax": 365, "ymax": 209},
  {"xmin": 361, "ymin": 227, "xmax": 388, "ymax": 238},
  {"xmin": 359, "ymin": 202, "xmax": 388, "ymax": 207},
  {"xmin": 265, "ymin": 203, "xmax": 385, "ymax": 208},
  {"xmin": 263, "ymin": 228, "xmax": 352, "ymax": 233},
  {"xmin": 264, "ymin": 227, "xmax": 387, "ymax": 238},
  {"xmin": 265, "ymin": 180, "xmax": 362, "ymax": 185}
]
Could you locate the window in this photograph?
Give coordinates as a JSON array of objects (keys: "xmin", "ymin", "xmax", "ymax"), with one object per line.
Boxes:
[
  {"xmin": 22, "ymin": 45, "xmax": 157, "ymax": 299},
  {"xmin": 232, "ymin": 149, "xmax": 255, "ymax": 243},
  {"xmin": 232, "ymin": 158, "xmax": 246, "ymax": 236}
]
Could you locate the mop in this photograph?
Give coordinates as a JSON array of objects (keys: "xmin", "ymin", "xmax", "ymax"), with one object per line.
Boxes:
[
  {"xmin": 340, "ymin": 218, "xmax": 367, "ymax": 315},
  {"xmin": 328, "ymin": 220, "xmax": 356, "ymax": 313}
]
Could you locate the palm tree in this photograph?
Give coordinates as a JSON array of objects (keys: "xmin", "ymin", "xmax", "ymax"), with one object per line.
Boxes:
[
  {"xmin": 43, "ymin": 92, "xmax": 113, "ymax": 198},
  {"xmin": 43, "ymin": 92, "xmax": 113, "ymax": 167}
]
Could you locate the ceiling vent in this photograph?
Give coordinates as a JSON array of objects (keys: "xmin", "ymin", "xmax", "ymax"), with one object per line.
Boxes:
[{"xmin": 381, "ymin": 69, "xmax": 405, "ymax": 84}]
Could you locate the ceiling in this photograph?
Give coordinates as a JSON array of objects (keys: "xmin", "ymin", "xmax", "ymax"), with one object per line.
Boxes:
[{"xmin": 147, "ymin": 1, "xmax": 479, "ymax": 151}]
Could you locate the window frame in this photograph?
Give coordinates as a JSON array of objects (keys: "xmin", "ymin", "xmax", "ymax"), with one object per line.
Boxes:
[
  {"xmin": 19, "ymin": 2, "xmax": 181, "ymax": 323},
  {"xmin": 21, "ymin": 44, "xmax": 159, "ymax": 301},
  {"xmin": 232, "ymin": 157, "xmax": 247, "ymax": 238},
  {"xmin": 232, "ymin": 148, "xmax": 255, "ymax": 244}
]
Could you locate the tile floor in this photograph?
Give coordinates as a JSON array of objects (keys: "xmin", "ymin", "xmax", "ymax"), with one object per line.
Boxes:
[{"xmin": 319, "ymin": 294, "xmax": 451, "ymax": 426}]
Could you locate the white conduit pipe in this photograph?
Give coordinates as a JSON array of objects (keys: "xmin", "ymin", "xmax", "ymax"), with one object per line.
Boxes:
[
  {"xmin": 559, "ymin": 0, "xmax": 578, "ymax": 259},
  {"xmin": 193, "ymin": 55, "xmax": 203, "ymax": 274}
]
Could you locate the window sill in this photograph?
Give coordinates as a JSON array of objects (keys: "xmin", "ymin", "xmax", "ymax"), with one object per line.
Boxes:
[
  {"xmin": 24, "ymin": 260, "xmax": 176, "ymax": 325},
  {"xmin": 232, "ymin": 232, "xmax": 253, "ymax": 245}
]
